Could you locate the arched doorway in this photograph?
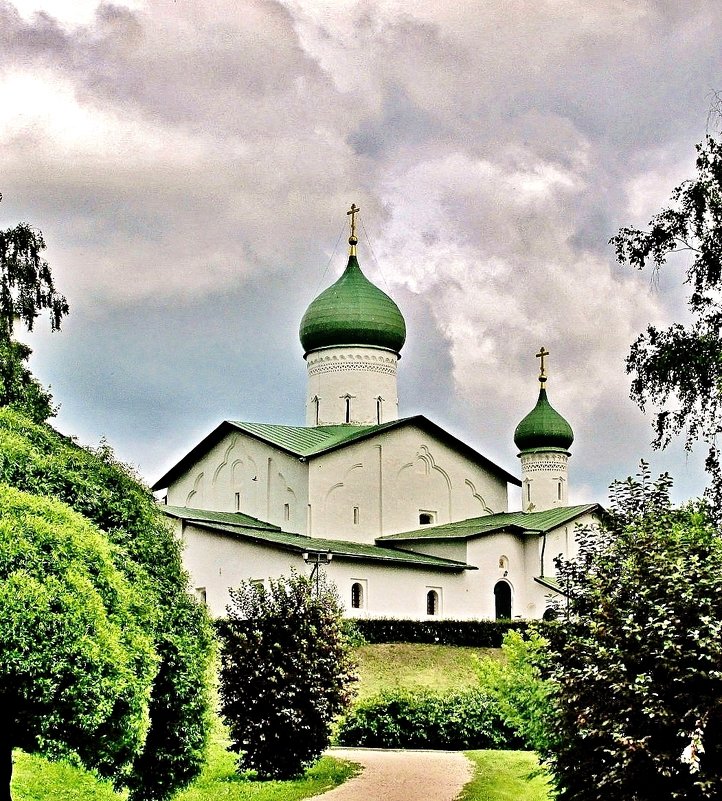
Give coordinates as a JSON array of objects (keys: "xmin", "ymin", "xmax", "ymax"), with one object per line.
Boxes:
[{"xmin": 494, "ymin": 581, "xmax": 512, "ymax": 619}]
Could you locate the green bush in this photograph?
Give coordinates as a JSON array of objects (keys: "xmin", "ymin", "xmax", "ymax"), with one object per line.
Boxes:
[
  {"xmin": 336, "ymin": 688, "xmax": 521, "ymax": 750},
  {"xmin": 0, "ymin": 409, "xmax": 214, "ymax": 801},
  {"xmin": 351, "ymin": 617, "xmax": 540, "ymax": 646},
  {"xmin": 218, "ymin": 572, "xmax": 357, "ymax": 780},
  {"xmin": 543, "ymin": 466, "xmax": 722, "ymax": 800},
  {"xmin": 476, "ymin": 628, "xmax": 557, "ymax": 754}
]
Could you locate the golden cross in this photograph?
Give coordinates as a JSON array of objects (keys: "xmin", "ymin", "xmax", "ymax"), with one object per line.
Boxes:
[
  {"xmin": 347, "ymin": 203, "xmax": 360, "ymax": 240},
  {"xmin": 536, "ymin": 346, "xmax": 549, "ymax": 382}
]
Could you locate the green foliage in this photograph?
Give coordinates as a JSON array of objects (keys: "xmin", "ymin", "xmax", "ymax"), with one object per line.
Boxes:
[
  {"xmin": 0, "ymin": 219, "xmax": 68, "ymax": 338},
  {"xmin": 217, "ymin": 572, "xmax": 357, "ymax": 781},
  {"xmin": 610, "ymin": 134, "xmax": 722, "ymax": 510},
  {"xmin": 351, "ymin": 617, "xmax": 539, "ymax": 646},
  {"xmin": 0, "ymin": 484, "xmax": 157, "ymax": 787},
  {"xmin": 476, "ymin": 630, "xmax": 557, "ymax": 754},
  {"xmin": 336, "ymin": 687, "xmax": 520, "ymax": 750},
  {"xmin": 0, "ymin": 340, "xmax": 55, "ymax": 423},
  {"xmin": 0, "ymin": 409, "xmax": 214, "ymax": 800},
  {"xmin": 542, "ymin": 463, "xmax": 722, "ymax": 800},
  {"xmin": 0, "ymin": 210, "xmax": 67, "ymax": 423},
  {"xmin": 459, "ymin": 751, "xmax": 552, "ymax": 801}
]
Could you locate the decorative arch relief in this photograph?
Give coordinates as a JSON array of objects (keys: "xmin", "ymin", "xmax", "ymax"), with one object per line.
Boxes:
[
  {"xmin": 464, "ymin": 479, "xmax": 494, "ymax": 514},
  {"xmin": 185, "ymin": 471, "xmax": 205, "ymax": 506}
]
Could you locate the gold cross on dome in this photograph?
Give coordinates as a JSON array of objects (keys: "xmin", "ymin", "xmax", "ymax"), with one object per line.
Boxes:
[
  {"xmin": 347, "ymin": 203, "xmax": 360, "ymax": 240},
  {"xmin": 536, "ymin": 346, "xmax": 549, "ymax": 382}
]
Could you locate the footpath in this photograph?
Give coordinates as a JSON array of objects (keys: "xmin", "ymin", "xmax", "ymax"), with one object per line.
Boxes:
[{"xmin": 308, "ymin": 748, "xmax": 473, "ymax": 801}]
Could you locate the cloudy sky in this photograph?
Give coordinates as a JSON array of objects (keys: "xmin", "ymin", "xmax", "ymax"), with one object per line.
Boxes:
[{"xmin": 2, "ymin": 0, "xmax": 719, "ymax": 506}]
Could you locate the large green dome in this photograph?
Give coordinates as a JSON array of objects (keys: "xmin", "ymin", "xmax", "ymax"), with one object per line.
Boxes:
[
  {"xmin": 299, "ymin": 254, "xmax": 406, "ymax": 355},
  {"xmin": 514, "ymin": 387, "xmax": 574, "ymax": 453}
]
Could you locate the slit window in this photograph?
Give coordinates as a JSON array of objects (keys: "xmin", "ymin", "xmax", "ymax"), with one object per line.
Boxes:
[
  {"xmin": 351, "ymin": 582, "xmax": 363, "ymax": 609},
  {"xmin": 283, "ymin": 503, "xmax": 290, "ymax": 521},
  {"xmin": 234, "ymin": 492, "xmax": 241, "ymax": 511},
  {"xmin": 353, "ymin": 506, "xmax": 360, "ymax": 525}
]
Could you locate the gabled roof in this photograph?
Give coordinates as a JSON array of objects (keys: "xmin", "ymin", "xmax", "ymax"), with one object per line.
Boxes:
[
  {"xmin": 152, "ymin": 415, "xmax": 521, "ymax": 490},
  {"xmin": 162, "ymin": 505, "xmax": 475, "ymax": 571},
  {"xmin": 376, "ymin": 504, "xmax": 601, "ymax": 542}
]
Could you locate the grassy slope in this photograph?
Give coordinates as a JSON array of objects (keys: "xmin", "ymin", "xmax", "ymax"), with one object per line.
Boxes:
[{"xmin": 354, "ymin": 643, "xmax": 502, "ymax": 700}]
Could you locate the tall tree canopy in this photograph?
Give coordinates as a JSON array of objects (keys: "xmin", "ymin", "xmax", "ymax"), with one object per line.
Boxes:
[
  {"xmin": 543, "ymin": 465, "xmax": 722, "ymax": 800},
  {"xmin": 610, "ymin": 134, "xmax": 722, "ymax": 509},
  {"xmin": 0, "ymin": 409, "xmax": 214, "ymax": 800},
  {"xmin": 0, "ymin": 201, "xmax": 68, "ymax": 422}
]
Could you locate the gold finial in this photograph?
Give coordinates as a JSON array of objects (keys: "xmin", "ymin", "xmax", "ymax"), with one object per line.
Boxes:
[
  {"xmin": 347, "ymin": 203, "xmax": 360, "ymax": 255},
  {"xmin": 536, "ymin": 346, "xmax": 549, "ymax": 385}
]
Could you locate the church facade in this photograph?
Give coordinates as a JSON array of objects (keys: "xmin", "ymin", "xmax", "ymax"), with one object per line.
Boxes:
[{"xmin": 153, "ymin": 211, "xmax": 600, "ymax": 620}]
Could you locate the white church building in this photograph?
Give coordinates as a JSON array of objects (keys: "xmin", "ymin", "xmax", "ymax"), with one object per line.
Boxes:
[{"xmin": 153, "ymin": 209, "xmax": 601, "ymax": 620}]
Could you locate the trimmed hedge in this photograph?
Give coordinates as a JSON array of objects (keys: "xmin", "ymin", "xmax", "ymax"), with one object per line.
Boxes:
[
  {"xmin": 336, "ymin": 688, "xmax": 522, "ymax": 750},
  {"xmin": 350, "ymin": 618, "xmax": 543, "ymax": 647}
]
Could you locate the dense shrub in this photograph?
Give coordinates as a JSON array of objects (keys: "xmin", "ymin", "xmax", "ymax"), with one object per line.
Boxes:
[
  {"xmin": 476, "ymin": 628, "xmax": 557, "ymax": 753},
  {"xmin": 336, "ymin": 688, "xmax": 521, "ymax": 750},
  {"xmin": 218, "ymin": 572, "xmax": 356, "ymax": 780},
  {"xmin": 352, "ymin": 617, "xmax": 539, "ymax": 646},
  {"xmin": 543, "ymin": 466, "xmax": 722, "ymax": 800},
  {"xmin": 0, "ymin": 409, "xmax": 214, "ymax": 801},
  {"xmin": 0, "ymin": 485, "xmax": 157, "ymax": 794}
]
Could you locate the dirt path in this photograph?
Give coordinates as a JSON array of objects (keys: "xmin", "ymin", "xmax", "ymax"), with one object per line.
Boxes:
[{"xmin": 308, "ymin": 748, "xmax": 473, "ymax": 801}]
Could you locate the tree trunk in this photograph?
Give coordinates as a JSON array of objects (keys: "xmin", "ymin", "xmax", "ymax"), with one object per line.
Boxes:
[{"xmin": 0, "ymin": 730, "xmax": 12, "ymax": 801}]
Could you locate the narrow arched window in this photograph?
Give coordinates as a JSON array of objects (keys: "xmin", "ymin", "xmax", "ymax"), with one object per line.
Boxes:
[
  {"xmin": 351, "ymin": 582, "xmax": 363, "ymax": 609},
  {"xmin": 345, "ymin": 395, "xmax": 351, "ymax": 423},
  {"xmin": 353, "ymin": 506, "xmax": 360, "ymax": 525},
  {"xmin": 376, "ymin": 396, "xmax": 383, "ymax": 424},
  {"xmin": 311, "ymin": 395, "xmax": 320, "ymax": 426},
  {"xmin": 426, "ymin": 590, "xmax": 438, "ymax": 616}
]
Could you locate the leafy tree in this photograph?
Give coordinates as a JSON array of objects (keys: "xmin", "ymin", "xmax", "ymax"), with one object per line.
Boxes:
[
  {"xmin": 0, "ymin": 409, "xmax": 214, "ymax": 800},
  {"xmin": 218, "ymin": 571, "xmax": 356, "ymax": 780},
  {"xmin": 0, "ymin": 201, "xmax": 67, "ymax": 422},
  {"xmin": 610, "ymin": 134, "xmax": 722, "ymax": 511},
  {"xmin": 475, "ymin": 628, "xmax": 557, "ymax": 755},
  {"xmin": 542, "ymin": 464, "xmax": 722, "ymax": 800},
  {"xmin": 0, "ymin": 484, "xmax": 158, "ymax": 801}
]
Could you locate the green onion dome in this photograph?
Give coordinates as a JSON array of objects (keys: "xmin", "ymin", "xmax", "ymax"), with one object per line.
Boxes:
[
  {"xmin": 299, "ymin": 254, "xmax": 406, "ymax": 355},
  {"xmin": 514, "ymin": 387, "xmax": 574, "ymax": 453}
]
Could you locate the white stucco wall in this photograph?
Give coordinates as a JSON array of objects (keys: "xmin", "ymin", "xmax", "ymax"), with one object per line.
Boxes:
[
  {"xmin": 165, "ymin": 432, "xmax": 309, "ymax": 532},
  {"xmin": 520, "ymin": 451, "xmax": 570, "ymax": 512},
  {"xmin": 307, "ymin": 425, "xmax": 510, "ymax": 543},
  {"xmin": 179, "ymin": 517, "xmax": 596, "ymax": 621},
  {"xmin": 305, "ymin": 345, "xmax": 399, "ymax": 426},
  {"xmin": 179, "ymin": 520, "xmax": 477, "ymax": 619}
]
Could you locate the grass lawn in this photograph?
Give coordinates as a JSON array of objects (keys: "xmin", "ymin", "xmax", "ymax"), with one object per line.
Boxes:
[
  {"xmin": 354, "ymin": 643, "xmax": 502, "ymax": 700},
  {"xmin": 11, "ymin": 727, "xmax": 359, "ymax": 801},
  {"xmin": 459, "ymin": 751, "xmax": 552, "ymax": 801}
]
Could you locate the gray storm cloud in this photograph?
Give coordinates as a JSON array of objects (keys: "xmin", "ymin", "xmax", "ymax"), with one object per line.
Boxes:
[{"xmin": 1, "ymin": 0, "xmax": 716, "ymax": 502}]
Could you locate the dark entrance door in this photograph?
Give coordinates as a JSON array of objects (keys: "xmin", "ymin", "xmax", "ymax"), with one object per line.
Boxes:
[{"xmin": 494, "ymin": 581, "xmax": 512, "ymax": 619}]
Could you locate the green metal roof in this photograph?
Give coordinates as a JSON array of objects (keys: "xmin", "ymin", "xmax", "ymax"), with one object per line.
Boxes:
[
  {"xmin": 299, "ymin": 254, "xmax": 406, "ymax": 354},
  {"xmin": 162, "ymin": 504, "xmax": 281, "ymax": 530},
  {"xmin": 162, "ymin": 506, "xmax": 474, "ymax": 571},
  {"xmin": 514, "ymin": 387, "xmax": 574, "ymax": 453},
  {"xmin": 377, "ymin": 504, "xmax": 600, "ymax": 542},
  {"xmin": 152, "ymin": 415, "xmax": 521, "ymax": 491}
]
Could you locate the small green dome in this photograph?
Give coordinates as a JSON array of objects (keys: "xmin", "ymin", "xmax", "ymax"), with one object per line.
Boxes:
[
  {"xmin": 514, "ymin": 387, "xmax": 574, "ymax": 453},
  {"xmin": 300, "ymin": 254, "xmax": 406, "ymax": 355}
]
